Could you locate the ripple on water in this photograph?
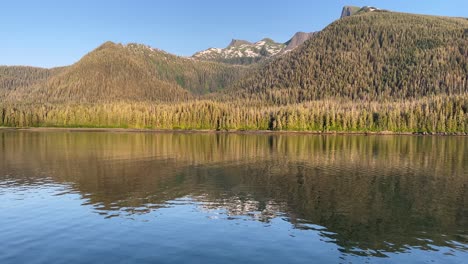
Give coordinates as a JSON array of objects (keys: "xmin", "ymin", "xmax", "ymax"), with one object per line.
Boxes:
[{"xmin": 0, "ymin": 132, "xmax": 467, "ymax": 263}]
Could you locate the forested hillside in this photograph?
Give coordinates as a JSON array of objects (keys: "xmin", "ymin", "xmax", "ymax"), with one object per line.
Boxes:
[
  {"xmin": 1, "ymin": 9, "xmax": 467, "ymax": 133},
  {"xmin": 229, "ymin": 12, "xmax": 468, "ymax": 104},
  {"xmin": 0, "ymin": 66, "xmax": 51, "ymax": 92},
  {"xmin": 5, "ymin": 42, "xmax": 249, "ymax": 104},
  {"xmin": 0, "ymin": 66, "xmax": 64, "ymax": 99}
]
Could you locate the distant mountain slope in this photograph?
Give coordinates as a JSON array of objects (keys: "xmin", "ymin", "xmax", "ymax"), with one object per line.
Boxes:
[
  {"xmin": 228, "ymin": 12, "xmax": 468, "ymax": 104},
  {"xmin": 0, "ymin": 66, "xmax": 69, "ymax": 102},
  {"xmin": 193, "ymin": 38, "xmax": 286, "ymax": 65},
  {"xmin": 193, "ymin": 31, "xmax": 317, "ymax": 65},
  {"xmin": 0, "ymin": 66, "xmax": 50, "ymax": 92},
  {"xmin": 1, "ymin": 7, "xmax": 467, "ymax": 133},
  {"xmin": 5, "ymin": 42, "xmax": 248, "ymax": 103}
]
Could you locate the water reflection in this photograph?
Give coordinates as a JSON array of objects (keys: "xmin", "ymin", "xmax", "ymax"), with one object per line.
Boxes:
[{"xmin": 0, "ymin": 131, "xmax": 467, "ymax": 259}]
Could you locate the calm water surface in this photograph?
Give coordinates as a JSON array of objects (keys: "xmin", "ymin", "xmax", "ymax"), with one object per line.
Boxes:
[{"xmin": 0, "ymin": 131, "xmax": 467, "ymax": 263}]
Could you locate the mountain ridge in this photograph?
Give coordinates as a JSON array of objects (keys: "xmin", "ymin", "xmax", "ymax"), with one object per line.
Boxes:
[
  {"xmin": 341, "ymin": 5, "xmax": 388, "ymax": 18},
  {"xmin": 227, "ymin": 11, "xmax": 468, "ymax": 103},
  {"xmin": 3, "ymin": 42, "xmax": 250, "ymax": 104},
  {"xmin": 227, "ymin": 39, "xmax": 252, "ymax": 48},
  {"xmin": 192, "ymin": 38, "xmax": 286, "ymax": 65},
  {"xmin": 1, "ymin": 7, "xmax": 467, "ymax": 133},
  {"xmin": 192, "ymin": 31, "xmax": 316, "ymax": 65}
]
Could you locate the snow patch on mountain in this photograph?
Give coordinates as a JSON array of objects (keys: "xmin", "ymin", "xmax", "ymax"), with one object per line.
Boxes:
[
  {"xmin": 193, "ymin": 32, "xmax": 315, "ymax": 64},
  {"xmin": 193, "ymin": 38, "xmax": 286, "ymax": 62}
]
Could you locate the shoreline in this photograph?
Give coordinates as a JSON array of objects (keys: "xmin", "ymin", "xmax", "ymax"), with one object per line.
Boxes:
[{"xmin": 0, "ymin": 127, "xmax": 467, "ymax": 137}]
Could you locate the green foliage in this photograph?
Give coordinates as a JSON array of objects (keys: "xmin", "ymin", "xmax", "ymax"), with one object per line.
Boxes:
[
  {"xmin": 229, "ymin": 12, "xmax": 468, "ymax": 103},
  {"xmin": 1, "ymin": 12, "xmax": 467, "ymax": 133},
  {"xmin": 3, "ymin": 42, "xmax": 249, "ymax": 104},
  {"xmin": 0, "ymin": 66, "xmax": 64, "ymax": 99},
  {"xmin": 1, "ymin": 95, "xmax": 467, "ymax": 133},
  {"xmin": 0, "ymin": 66, "xmax": 50, "ymax": 91},
  {"xmin": 213, "ymin": 57, "xmax": 264, "ymax": 65}
]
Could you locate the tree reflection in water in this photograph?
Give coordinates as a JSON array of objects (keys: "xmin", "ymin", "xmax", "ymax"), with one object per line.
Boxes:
[{"xmin": 1, "ymin": 131, "xmax": 467, "ymax": 257}]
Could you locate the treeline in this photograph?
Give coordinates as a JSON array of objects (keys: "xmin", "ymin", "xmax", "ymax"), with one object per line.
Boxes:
[
  {"xmin": 230, "ymin": 12, "xmax": 468, "ymax": 103},
  {"xmin": 2, "ymin": 94, "xmax": 466, "ymax": 133},
  {"xmin": 1, "ymin": 12, "xmax": 468, "ymax": 133}
]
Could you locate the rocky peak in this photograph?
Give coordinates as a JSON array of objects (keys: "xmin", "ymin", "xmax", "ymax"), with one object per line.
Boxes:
[
  {"xmin": 227, "ymin": 39, "xmax": 252, "ymax": 48},
  {"xmin": 285, "ymin": 32, "xmax": 317, "ymax": 51},
  {"xmin": 193, "ymin": 37, "xmax": 286, "ymax": 65},
  {"xmin": 341, "ymin": 6, "xmax": 387, "ymax": 18},
  {"xmin": 341, "ymin": 6, "xmax": 361, "ymax": 18}
]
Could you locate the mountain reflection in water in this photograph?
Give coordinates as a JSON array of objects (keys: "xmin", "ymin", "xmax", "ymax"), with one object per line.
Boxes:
[{"xmin": 0, "ymin": 131, "xmax": 467, "ymax": 262}]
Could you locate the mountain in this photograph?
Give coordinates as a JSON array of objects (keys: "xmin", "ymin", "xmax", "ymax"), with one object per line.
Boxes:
[
  {"xmin": 193, "ymin": 38, "xmax": 286, "ymax": 65},
  {"xmin": 193, "ymin": 32, "xmax": 317, "ymax": 65},
  {"xmin": 229, "ymin": 11, "xmax": 468, "ymax": 104},
  {"xmin": 193, "ymin": 32, "xmax": 318, "ymax": 65},
  {"xmin": 340, "ymin": 6, "xmax": 361, "ymax": 18},
  {"xmin": 284, "ymin": 32, "xmax": 317, "ymax": 51},
  {"xmin": 227, "ymin": 39, "xmax": 252, "ymax": 48},
  {"xmin": 341, "ymin": 6, "xmax": 387, "ymax": 18},
  {"xmin": 0, "ymin": 66, "xmax": 51, "ymax": 92},
  {"xmin": 0, "ymin": 66, "xmax": 64, "ymax": 94},
  {"xmin": 4, "ymin": 42, "xmax": 248, "ymax": 104},
  {"xmin": 0, "ymin": 66, "xmax": 68, "ymax": 102},
  {"xmin": 1, "ymin": 7, "xmax": 467, "ymax": 133}
]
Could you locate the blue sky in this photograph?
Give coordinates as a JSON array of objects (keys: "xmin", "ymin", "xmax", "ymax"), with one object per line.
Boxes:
[{"xmin": 1, "ymin": 0, "xmax": 467, "ymax": 68}]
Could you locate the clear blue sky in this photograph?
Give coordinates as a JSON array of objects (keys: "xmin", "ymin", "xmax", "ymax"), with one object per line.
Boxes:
[{"xmin": 1, "ymin": 0, "xmax": 467, "ymax": 68}]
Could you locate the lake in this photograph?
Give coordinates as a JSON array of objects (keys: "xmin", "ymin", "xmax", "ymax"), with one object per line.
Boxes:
[{"xmin": 0, "ymin": 131, "xmax": 466, "ymax": 263}]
